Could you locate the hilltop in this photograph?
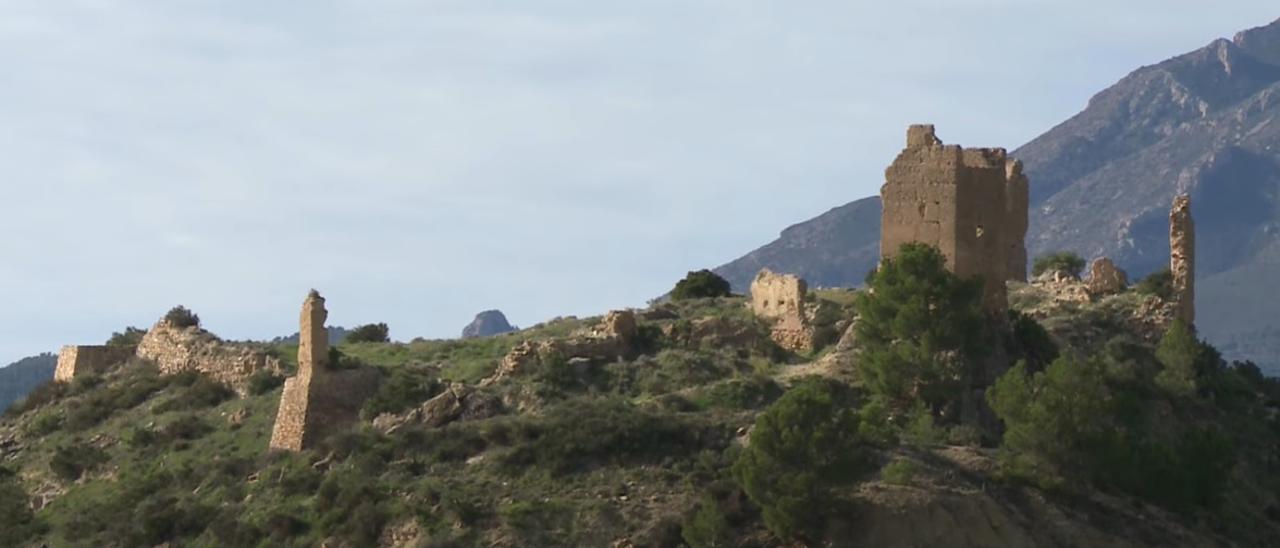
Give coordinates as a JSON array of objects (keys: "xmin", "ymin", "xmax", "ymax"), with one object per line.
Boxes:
[{"xmin": 713, "ymin": 18, "xmax": 1280, "ymax": 373}]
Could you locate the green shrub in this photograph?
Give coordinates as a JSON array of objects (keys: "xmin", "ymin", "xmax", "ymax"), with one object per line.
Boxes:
[
  {"xmin": 361, "ymin": 366, "xmax": 443, "ymax": 419},
  {"xmin": 24, "ymin": 410, "xmax": 64, "ymax": 437},
  {"xmin": 65, "ymin": 366, "xmax": 168, "ymax": 430},
  {"xmin": 315, "ymin": 465, "xmax": 389, "ymax": 546},
  {"xmin": 692, "ymin": 375, "xmax": 783, "ymax": 410},
  {"xmin": 163, "ymin": 306, "xmax": 200, "ymax": 328},
  {"xmin": 0, "ymin": 471, "xmax": 44, "ymax": 545},
  {"xmin": 732, "ymin": 378, "xmax": 877, "ymax": 540},
  {"xmin": 247, "ymin": 370, "xmax": 285, "ymax": 395},
  {"xmin": 5, "ymin": 380, "xmax": 68, "ymax": 418},
  {"xmin": 133, "ymin": 495, "xmax": 211, "ymax": 545},
  {"xmin": 105, "ymin": 326, "xmax": 147, "ymax": 347},
  {"xmin": 346, "ymin": 323, "xmax": 391, "ymax": 343},
  {"xmin": 1135, "ymin": 268, "xmax": 1174, "ymax": 299},
  {"xmin": 681, "ymin": 495, "xmax": 733, "ymax": 548},
  {"xmin": 501, "ymin": 398, "xmax": 715, "ymax": 475},
  {"xmin": 50, "ymin": 444, "xmax": 109, "ymax": 481},
  {"xmin": 901, "ymin": 402, "xmax": 945, "ymax": 448},
  {"xmin": 1031, "ymin": 251, "xmax": 1086, "ymax": 278},
  {"xmin": 854, "ymin": 243, "xmax": 988, "ymax": 415},
  {"xmin": 1007, "ymin": 311, "xmax": 1058, "ymax": 372},
  {"xmin": 671, "ymin": 270, "xmax": 732, "ymax": 300},
  {"xmin": 881, "ymin": 459, "xmax": 917, "ymax": 485},
  {"xmin": 154, "ymin": 375, "xmax": 234, "ymax": 413},
  {"xmin": 1155, "ymin": 319, "xmax": 1215, "ymax": 398}
]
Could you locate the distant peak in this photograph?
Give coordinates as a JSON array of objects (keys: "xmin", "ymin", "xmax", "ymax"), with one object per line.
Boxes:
[{"xmin": 1233, "ymin": 17, "xmax": 1280, "ymax": 67}]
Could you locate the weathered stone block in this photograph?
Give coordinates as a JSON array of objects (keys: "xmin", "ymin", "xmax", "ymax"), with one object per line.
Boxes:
[
  {"xmin": 1086, "ymin": 257, "xmax": 1128, "ymax": 296},
  {"xmin": 1170, "ymin": 195, "xmax": 1196, "ymax": 326},
  {"xmin": 54, "ymin": 345, "xmax": 136, "ymax": 382}
]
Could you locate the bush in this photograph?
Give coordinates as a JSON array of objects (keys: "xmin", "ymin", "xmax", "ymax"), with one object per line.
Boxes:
[
  {"xmin": 105, "ymin": 326, "xmax": 147, "ymax": 347},
  {"xmin": 1007, "ymin": 311, "xmax": 1059, "ymax": 372},
  {"xmin": 881, "ymin": 459, "xmax": 917, "ymax": 485},
  {"xmin": 1031, "ymin": 251, "xmax": 1086, "ymax": 278},
  {"xmin": 682, "ymin": 495, "xmax": 733, "ymax": 548},
  {"xmin": 247, "ymin": 370, "xmax": 285, "ymax": 395},
  {"xmin": 50, "ymin": 444, "xmax": 109, "ymax": 481},
  {"xmin": 154, "ymin": 375, "xmax": 234, "ymax": 413},
  {"xmin": 0, "ymin": 471, "xmax": 43, "ymax": 546},
  {"xmin": 1155, "ymin": 319, "xmax": 1215, "ymax": 398},
  {"xmin": 361, "ymin": 366, "xmax": 443, "ymax": 419},
  {"xmin": 692, "ymin": 375, "xmax": 783, "ymax": 410},
  {"xmin": 671, "ymin": 270, "xmax": 732, "ymax": 300},
  {"xmin": 854, "ymin": 243, "xmax": 988, "ymax": 415},
  {"xmin": 346, "ymin": 323, "xmax": 391, "ymax": 344},
  {"xmin": 163, "ymin": 306, "xmax": 200, "ymax": 328},
  {"xmin": 5, "ymin": 380, "xmax": 68, "ymax": 418},
  {"xmin": 732, "ymin": 379, "xmax": 877, "ymax": 540},
  {"xmin": 1135, "ymin": 268, "xmax": 1174, "ymax": 299}
]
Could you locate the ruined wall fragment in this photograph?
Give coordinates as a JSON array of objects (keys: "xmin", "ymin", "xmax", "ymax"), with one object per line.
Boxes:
[
  {"xmin": 1170, "ymin": 195, "xmax": 1196, "ymax": 326},
  {"xmin": 880, "ymin": 124, "xmax": 1029, "ymax": 313},
  {"xmin": 749, "ymin": 269, "xmax": 815, "ymax": 352},
  {"xmin": 483, "ymin": 310, "xmax": 640, "ymax": 385},
  {"xmin": 1086, "ymin": 257, "xmax": 1128, "ymax": 296},
  {"xmin": 54, "ymin": 345, "xmax": 136, "ymax": 382},
  {"xmin": 135, "ymin": 318, "xmax": 280, "ymax": 394}
]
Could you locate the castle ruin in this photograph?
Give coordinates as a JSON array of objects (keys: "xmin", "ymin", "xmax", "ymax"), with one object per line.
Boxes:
[
  {"xmin": 880, "ymin": 124, "xmax": 1030, "ymax": 312},
  {"xmin": 1170, "ymin": 195, "xmax": 1195, "ymax": 326},
  {"xmin": 269, "ymin": 290, "xmax": 381, "ymax": 452},
  {"xmin": 749, "ymin": 269, "xmax": 816, "ymax": 352},
  {"xmin": 54, "ymin": 345, "xmax": 136, "ymax": 382}
]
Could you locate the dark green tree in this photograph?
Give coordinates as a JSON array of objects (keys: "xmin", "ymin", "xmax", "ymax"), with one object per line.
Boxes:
[
  {"xmin": 345, "ymin": 323, "xmax": 390, "ymax": 344},
  {"xmin": 732, "ymin": 379, "xmax": 876, "ymax": 540},
  {"xmin": 163, "ymin": 306, "xmax": 200, "ymax": 328},
  {"xmin": 1031, "ymin": 251, "xmax": 1086, "ymax": 278},
  {"xmin": 854, "ymin": 243, "xmax": 988, "ymax": 414},
  {"xmin": 671, "ymin": 270, "xmax": 732, "ymax": 300},
  {"xmin": 106, "ymin": 327, "xmax": 147, "ymax": 347}
]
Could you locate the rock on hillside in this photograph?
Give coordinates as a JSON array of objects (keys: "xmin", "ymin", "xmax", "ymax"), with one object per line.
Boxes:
[
  {"xmin": 713, "ymin": 17, "xmax": 1280, "ymax": 373},
  {"xmin": 461, "ymin": 310, "xmax": 517, "ymax": 339}
]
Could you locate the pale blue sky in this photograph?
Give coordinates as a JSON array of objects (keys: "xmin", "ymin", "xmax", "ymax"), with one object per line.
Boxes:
[{"xmin": 1, "ymin": 1, "xmax": 1277, "ymax": 363}]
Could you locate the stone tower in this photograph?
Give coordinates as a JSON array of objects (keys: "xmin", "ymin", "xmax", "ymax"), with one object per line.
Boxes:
[
  {"xmin": 880, "ymin": 124, "xmax": 1030, "ymax": 312},
  {"xmin": 1170, "ymin": 195, "xmax": 1196, "ymax": 326},
  {"xmin": 269, "ymin": 290, "xmax": 330, "ymax": 451}
]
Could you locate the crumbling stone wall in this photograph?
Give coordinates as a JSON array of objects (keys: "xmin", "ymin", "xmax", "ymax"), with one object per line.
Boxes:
[
  {"xmin": 1170, "ymin": 195, "xmax": 1196, "ymax": 326},
  {"xmin": 270, "ymin": 291, "xmax": 381, "ymax": 452},
  {"xmin": 1086, "ymin": 257, "xmax": 1128, "ymax": 296},
  {"xmin": 135, "ymin": 318, "xmax": 281, "ymax": 395},
  {"xmin": 54, "ymin": 345, "xmax": 136, "ymax": 382},
  {"xmin": 880, "ymin": 124, "xmax": 1029, "ymax": 312},
  {"xmin": 749, "ymin": 269, "xmax": 816, "ymax": 352},
  {"xmin": 483, "ymin": 310, "xmax": 639, "ymax": 385}
]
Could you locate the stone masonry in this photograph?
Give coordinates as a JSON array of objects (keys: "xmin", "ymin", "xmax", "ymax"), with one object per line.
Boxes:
[
  {"xmin": 1170, "ymin": 195, "xmax": 1196, "ymax": 326},
  {"xmin": 135, "ymin": 318, "xmax": 281, "ymax": 395},
  {"xmin": 54, "ymin": 345, "xmax": 137, "ymax": 382},
  {"xmin": 269, "ymin": 290, "xmax": 381, "ymax": 452},
  {"xmin": 880, "ymin": 124, "xmax": 1030, "ymax": 312},
  {"xmin": 1086, "ymin": 257, "xmax": 1128, "ymax": 296},
  {"xmin": 482, "ymin": 310, "xmax": 639, "ymax": 385},
  {"xmin": 749, "ymin": 269, "xmax": 816, "ymax": 352}
]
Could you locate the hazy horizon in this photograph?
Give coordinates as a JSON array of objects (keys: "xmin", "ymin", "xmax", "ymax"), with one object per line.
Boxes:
[{"xmin": 2, "ymin": 2, "xmax": 1278, "ymax": 365}]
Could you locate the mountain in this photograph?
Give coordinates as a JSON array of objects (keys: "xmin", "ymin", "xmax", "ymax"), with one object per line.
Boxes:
[
  {"xmin": 461, "ymin": 310, "xmax": 517, "ymax": 339},
  {"xmin": 715, "ymin": 17, "xmax": 1280, "ymax": 373},
  {"xmin": 0, "ymin": 354, "xmax": 56, "ymax": 411}
]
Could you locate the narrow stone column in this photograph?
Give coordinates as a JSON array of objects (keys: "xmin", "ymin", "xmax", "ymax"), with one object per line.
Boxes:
[
  {"xmin": 269, "ymin": 290, "xmax": 330, "ymax": 451},
  {"xmin": 1169, "ymin": 195, "xmax": 1196, "ymax": 327}
]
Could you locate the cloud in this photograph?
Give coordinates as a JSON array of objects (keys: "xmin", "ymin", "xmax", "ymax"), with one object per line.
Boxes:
[{"xmin": 0, "ymin": 1, "xmax": 1277, "ymax": 362}]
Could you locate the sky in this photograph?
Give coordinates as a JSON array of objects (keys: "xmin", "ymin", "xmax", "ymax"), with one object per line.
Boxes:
[{"xmin": 1, "ymin": 1, "xmax": 1277, "ymax": 364}]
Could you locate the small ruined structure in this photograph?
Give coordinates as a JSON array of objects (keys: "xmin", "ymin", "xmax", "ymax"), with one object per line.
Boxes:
[
  {"xmin": 880, "ymin": 124, "xmax": 1030, "ymax": 312},
  {"xmin": 269, "ymin": 290, "xmax": 381, "ymax": 452},
  {"xmin": 749, "ymin": 269, "xmax": 816, "ymax": 352},
  {"xmin": 483, "ymin": 310, "xmax": 639, "ymax": 385},
  {"xmin": 54, "ymin": 345, "xmax": 136, "ymax": 382},
  {"xmin": 135, "ymin": 315, "xmax": 282, "ymax": 395},
  {"xmin": 1086, "ymin": 257, "xmax": 1128, "ymax": 296},
  {"xmin": 1170, "ymin": 195, "xmax": 1196, "ymax": 326}
]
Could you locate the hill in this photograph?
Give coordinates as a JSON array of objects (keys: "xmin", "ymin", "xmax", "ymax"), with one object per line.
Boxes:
[
  {"xmin": 0, "ymin": 355, "xmax": 57, "ymax": 412},
  {"xmin": 713, "ymin": 18, "xmax": 1280, "ymax": 373}
]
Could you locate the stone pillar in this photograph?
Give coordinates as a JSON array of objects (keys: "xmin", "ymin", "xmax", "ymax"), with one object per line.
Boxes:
[
  {"xmin": 1169, "ymin": 195, "xmax": 1195, "ymax": 326},
  {"xmin": 269, "ymin": 290, "xmax": 330, "ymax": 452},
  {"xmin": 1004, "ymin": 160, "xmax": 1029, "ymax": 282}
]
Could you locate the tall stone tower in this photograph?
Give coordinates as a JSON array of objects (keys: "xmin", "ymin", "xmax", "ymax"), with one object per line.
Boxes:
[
  {"xmin": 880, "ymin": 124, "xmax": 1030, "ymax": 312},
  {"xmin": 1170, "ymin": 195, "xmax": 1196, "ymax": 326},
  {"xmin": 269, "ymin": 290, "xmax": 330, "ymax": 452}
]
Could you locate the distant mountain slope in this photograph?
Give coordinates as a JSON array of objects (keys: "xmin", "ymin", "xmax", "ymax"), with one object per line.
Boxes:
[
  {"xmin": 0, "ymin": 353, "xmax": 56, "ymax": 411},
  {"xmin": 714, "ymin": 18, "xmax": 1280, "ymax": 373}
]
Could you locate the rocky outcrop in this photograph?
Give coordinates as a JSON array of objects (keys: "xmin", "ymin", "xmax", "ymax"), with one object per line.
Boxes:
[
  {"xmin": 1170, "ymin": 195, "xmax": 1196, "ymax": 326},
  {"xmin": 372, "ymin": 383, "xmax": 502, "ymax": 434},
  {"xmin": 749, "ymin": 269, "xmax": 816, "ymax": 352},
  {"xmin": 461, "ymin": 310, "xmax": 517, "ymax": 339},
  {"xmin": 1029, "ymin": 271, "xmax": 1093, "ymax": 306},
  {"xmin": 135, "ymin": 320, "xmax": 280, "ymax": 394},
  {"xmin": 1086, "ymin": 257, "xmax": 1128, "ymax": 296},
  {"xmin": 54, "ymin": 345, "xmax": 136, "ymax": 382},
  {"xmin": 482, "ymin": 310, "xmax": 639, "ymax": 385},
  {"xmin": 269, "ymin": 291, "xmax": 382, "ymax": 452},
  {"xmin": 880, "ymin": 125, "xmax": 1029, "ymax": 312}
]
